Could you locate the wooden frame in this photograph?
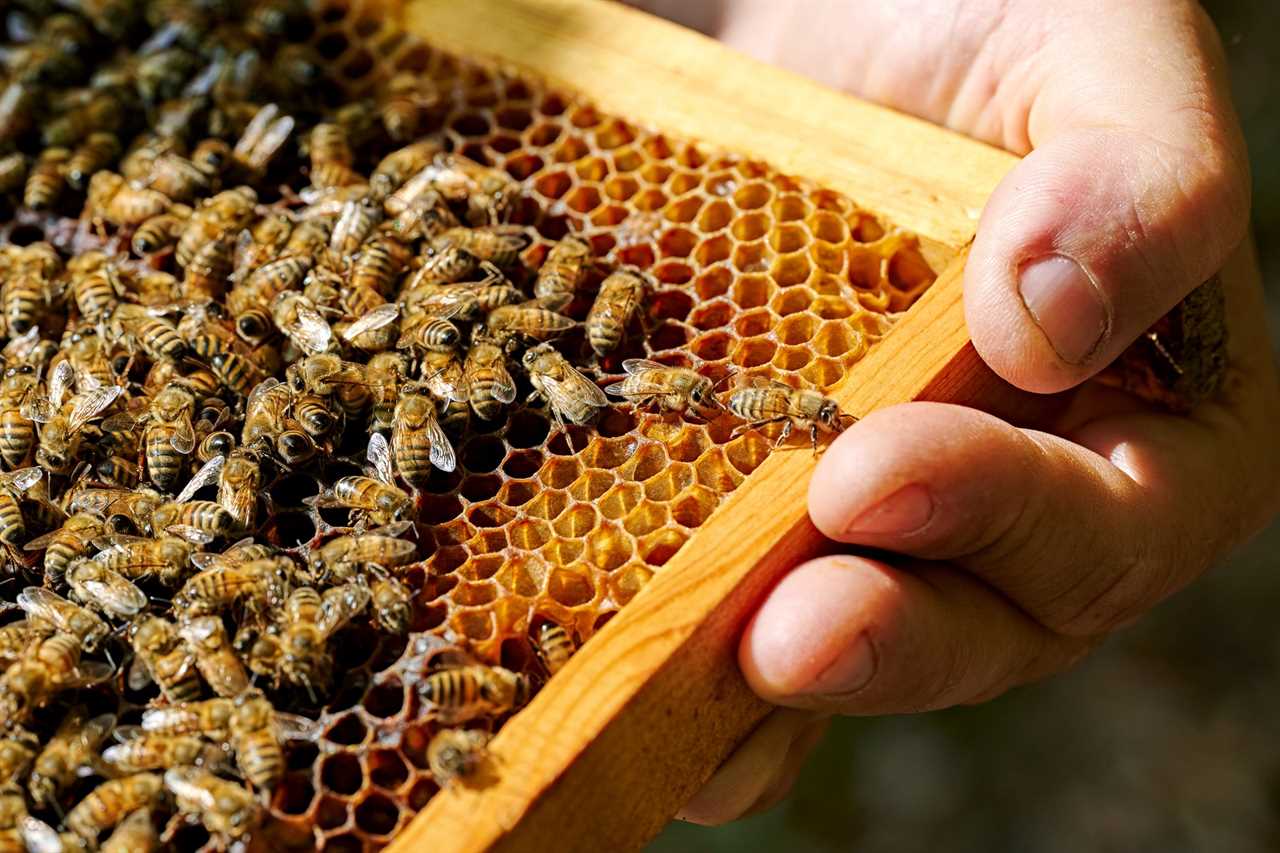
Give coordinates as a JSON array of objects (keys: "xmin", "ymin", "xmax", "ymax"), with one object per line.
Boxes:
[{"xmin": 387, "ymin": 0, "xmax": 1030, "ymax": 849}]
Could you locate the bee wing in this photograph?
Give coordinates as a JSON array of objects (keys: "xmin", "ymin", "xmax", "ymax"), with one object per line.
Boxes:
[
  {"xmin": 179, "ymin": 616, "xmax": 219, "ymax": 645},
  {"xmin": 143, "ymin": 706, "xmax": 192, "ymax": 733},
  {"xmin": 287, "ymin": 305, "xmax": 334, "ymax": 355},
  {"xmin": 48, "ymin": 360, "xmax": 74, "ymax": 406},
  {"xmin": 371, "ymin": 520, "xmax": 415, "ymax": 538},
  {"xmin": 16, "ymin": 586, "xmax": 64, "ymax": 620},
  {"xmin": 126, "ymin": 657, "xmax": 155, "ymax": 691},
  {"xmin": 367, "ymin": 433, "xmax": 394, "ymax": 486},
  {"xmin": 19, "ymin": 394, "xmax": 56, "ymax": 423},
  {"xmin": 68, "ymin": 385, "xmax": 124, "ymax": 432},
  {"xmin": 170, "ymin": 418, "xmax": 195, "ymax": 454},
  {"xmin": 61, "ymin": 661, "xmax": 116, "ymax": 689},
  {"xmin": 99, "ymin": 411, "xmax": 139, "ymax": 433},
  {"xmin": 247, "ymin": 377, "xmax": 280, "ymax": 408},
  {"xmin": 19, "ymin": 817, "xmax": 64, "ymax": 853},
  {"xmin": 111, "ymin": 724, "xmax": 146, "ymax": 744},
  {"xmin": 235, "ymin": 103, "xmax": 279, "ymax": 158},
  {"xmin": 252, "ymin": 115, "xmax": 296, "ymax": 169},
  {"xmin": 558, "ymin": 365, "xmax": 609, "ymax": 408},
  {"xmin": 22, "ymin": 527, "xmax": 64, "ymax": 551},
  {"xmin": 271, "ymin": 712, "xmax": 323, "ymax": 742},
  {"xmin": 321, "ymin": 584, "xmax": 371, "ymax": 636},
  {"xmin": 77, "ymin": 712, "xmax": 118, "ymax": 748},
  {"xmin": 165, "ymin": 524, "xmax": 215, "ymax": 545},
  {"xmin": 188, "ymin": 551, "xmax": 229, "ymax": 570},
  {"xmin": 622, "ymin": 358, "xmax": 664, "ymax": 375},
  {"xmin": 424, "ymin": 415, "xmax": 457, "ymax": 473},
  {"xmin": 341, "ymin": 302, "xmax": 399, "ymax": 343},
  {"xmin": 6, "ymin": 466, "xmax": 42, "ymax": 493},
  {"xmin": 176, "ymin": 455, "xmax": 225, "ymax": 503},
  {"xmin": 163, "ymin": 767, "xmax": 215, "ymax": 807},
  {"xmin": 82, "ymin": 575, "xmax": 147, "ymax": 618}
]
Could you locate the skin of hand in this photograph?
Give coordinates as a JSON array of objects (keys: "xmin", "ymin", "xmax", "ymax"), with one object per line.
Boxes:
[{"xmin": 619, "ymin": 0, "xmax": 1280, "ymax": 825}]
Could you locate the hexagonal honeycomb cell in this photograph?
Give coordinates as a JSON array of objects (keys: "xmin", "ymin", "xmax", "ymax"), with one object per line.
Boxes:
[{"xmin": 0, "ymin": 2, "xmax": 943, "ymax": 849}]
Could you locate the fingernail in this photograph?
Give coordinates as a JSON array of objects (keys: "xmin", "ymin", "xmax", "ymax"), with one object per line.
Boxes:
[
  {"xmin": 1018, "ymin": 255, "xmax": 1109, "ymax": 364},
  {"xmin": 845, "ymin": 483, "xmax": 933, "ymax": 536},
  {"xmin": 807, "ymin": 634, "xmax": 876, "ymax": 696}
]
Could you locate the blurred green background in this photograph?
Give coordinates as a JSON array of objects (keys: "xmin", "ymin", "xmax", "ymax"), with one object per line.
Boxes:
[{"xmin": 652, "ymin": 2, "xmax": 1280, "ymax": 851}]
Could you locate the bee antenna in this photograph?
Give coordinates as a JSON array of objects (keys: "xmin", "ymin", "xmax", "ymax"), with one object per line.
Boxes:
[{"xmin": 711, "ymin": 369, "xmax": 738, "ymax": 393}]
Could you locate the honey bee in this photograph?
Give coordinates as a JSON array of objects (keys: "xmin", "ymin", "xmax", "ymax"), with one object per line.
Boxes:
[
  {"xmin": 306, "ymin": 122, "xmax": 361, "ymax": 189},
  {"xmin": 0, "ymin": 621, "xmax": 36, "ymax": 671},
  {"xmin": 174, "ymin": 551, "xmax": 291, "ymax": 619},
  {"xmin": 101, "ymin": 732, "xmax": 228, "ymax": 775},
  {"xmin": 127, "ymin": 616, "xmax": 201, "ymax": 705},
  {"xmin": 140, "ymin": 697, "xmax": 235, "ymax": 741},
  {"xmin": 534, "ymin": 235, "xmax": 593, "ymax": 308},
  {"xmin": 604, "ymin": 359, "xmax": 720, "ymax": 415},
  {"xmin": 327, "ymin": 434, "xmax": 412, "ymax": 524},
  {"xmin": 378, "ymin": 73, "xmax": 440, "ymax": 142},
  {"xmin": 209, "ymin": 350, "xmax": 268, "ymax": 397},
  {"xmin": 3, "ymin": 242, "xmax": 62, "ymax": 336},
  {"xmin": 23, "ymin": 512, "xmax": 103, "ymax": 586},
  {"xmin": 65, "ymin": 559, "xmax": 147, "ymax": 619},
  {"xmin": 23, "ymin": 147, "xmax": 70, "ymax": 210},
  {"xmin": 292, "ymin": 393, "xmax": 341, "ymax": 442},
  {"xmin": 0, "ymin": 466, "xmax": 42, "ymax": 545},
  {"xmin": 329, "ymin": 197, "xmax": 383, "ymax": 256},
  {"xmin": 463, "ymin": 335, "xmax": 518, "ymax": 421},
  {"xmin": 285, "ymin": 353, "xmax": 369, "ymax": 416},
  {"xmin": 339, "ymin": 300, "xmax": 401, "ymax": 353},
  {"xmin": 240, "ymin": 378, "xmax": 293, "ymax": 457},
  {"xmin": 230, "ymin": 212, "xmax": 293, "ymax": 283},
  {"xmin": 392, "ymin": 385, "xmax": 456, "ymax": 483},
  {"xmin": 0, "ymin": 631, "xmax": 113, "ymax": 723},
  {"xmin": 427, "ymin": 728, "xmax": 492, "ymax": 788},
  {"xmin": 190, "ymin": 138, "xmax": 232, "ymax": 181},
  {"xmin": 106, "ymin": 304, "xmax": 188, "ymax": 363},
  {"xmin": 88, "ymin": 535, "xmax": 193, "ymax": 587},
  {"xmin": 726, "ymin": 377, "xmax": 856, "ymax": 451},
  {"xmin": 29, "ymin": 706, "xmax": 117, "ymax": 809},
  {"xmin": 418, "ymin": 348, "xmax": 467, "ymax": 408},
  {"xmin": 65, "ymin": 131, "xmax": 121, "ymax": 191},
  {"xmin": 137, "ymin": 385, "xmax": 196, "ymax": 491},
  {"xmin": 65, "ymin": 773, "xmax": 164, "ymax": 842},
  {"xmin": 370, "ymin": 139, "xmax": 444, "ymax": 201},
  {"xmin": 279, "ymin": 583, "xmax": 369, "ymax": 696},
  {"xmin": 0, "ymin": 362, "xmax": 39, "ymax": 470},
  {"xmin": 524, "ymin": 343, "xmax": 610, "ymax": 427},
  {"xmin": 131, "ymin": 209, "xmax": 191, "ymax": 256},
  {"xmin": 405, "ymin": 246, "xmax": 494, "ymax": 290},
  {"xmin": 271, "ymin": 290, "xmax": 333, "ymax": 356},
  {"xmin": 100, "ymin": 808, "xmax": 159, "ymax": 853},
  {"xmin": 142, "ymin": 150, "xmax": 210, "ymax": 203},
  {"xmin": 307, "ymin": 526, "xmax": 417, "ymax": 581},
  {"xmin": 0, "ymin": 81, "xmax": 36, "ymax": 147},
  {"xmin": 217, "ymin": 448, "xmax": 261, "ymax": 531},
  {"xmin": 150, "ymin": 498, "xmax": 239, "ymax": 543},
  {"xmin": 418, "ymin": 664, "xmax": 533, "ymax": 723},
  {"xmin": 365, "ymin": 350, "xmax": 410, "ymax": 431},
  {"xmin": 587, "ymin": 268, "xmax": 649, "ymax": 356},
  {"xmin": 421, "ymin": 153, "xmax": 520, "ymax": 225},
  {"xmin": 533, "ymin": 622, "xmax": 575, "ymax": 675},
  {"xmin": 164, "ymin": 767, "xmax": 260, "ymax": 840},
  {"xmin": 366, "ymin": 571, "xmax": 413, "ymax": 635},
  {"xmin": 351, "ymin": 233, "xmax": 414, "ymax": 296},
  {"xmin": 413, "ymin": 282, "xmax": 524, "ymax": 324},
  {"xmin": 181, "ymin": 232, "xmax": 236, "ymax": 301},
  {"xmin": 228, "ymin": 690, "xmax": 318, "ymax": 795},
  {"xmin": 179, "ymin": 615, "xmax": 249, "ymax": 698},
  {"xmin": 68, "ymin": 252, "xmax": 126, "ymax": 323},
  {"xmin": 0, "ymin": 729, "xmax": 37, "ymax": 787},
  {"xmin": 0, "ymin": 153, "xmax": 28, "ymax": 196},
  {"xmin": 430, "ymin": 225, "xmax": 529, "ymax": 268},
  {"xmin": 487, "ymin": 300, "xmax": 577, "ymax": 343},
  {"xmin": 175, "ymin": 187, "xmax": 257, "ymax": 270},
  {"xmin": 85, "ymin": 171, "xmax": 171, "ymax": 227}
]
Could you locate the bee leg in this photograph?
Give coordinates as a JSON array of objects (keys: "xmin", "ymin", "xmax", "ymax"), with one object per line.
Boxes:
[
  {"xmin": 731, "ymin": 417, "xmax": 785, "ymax": 439},
  {"xmin": 773, "ymin": 420, "xmax": 794, "ymax": 449},
  {"xmin": 810, "ymin": 423, "xmax": 821, "ymax": 456}
]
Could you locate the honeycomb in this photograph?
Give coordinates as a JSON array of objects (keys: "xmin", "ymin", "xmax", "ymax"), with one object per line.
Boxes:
[
  {"xmin": 254, "ymin": 4, "xmax": 938, "ymax": 849},
  {"xmin": 0, "ymin": 2, "xmax": 940, "ymax": 850}
]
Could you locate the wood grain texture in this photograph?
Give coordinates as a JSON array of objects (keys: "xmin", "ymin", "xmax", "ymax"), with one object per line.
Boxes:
[{"xmin": 400, "ymin": 0, "xmax": 1018, "ymax": 255}]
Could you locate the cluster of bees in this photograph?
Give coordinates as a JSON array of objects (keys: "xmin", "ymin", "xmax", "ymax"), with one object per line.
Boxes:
[{"xmin": 0, "ymin": 0, "xmax": 857, "ymax": 849}]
